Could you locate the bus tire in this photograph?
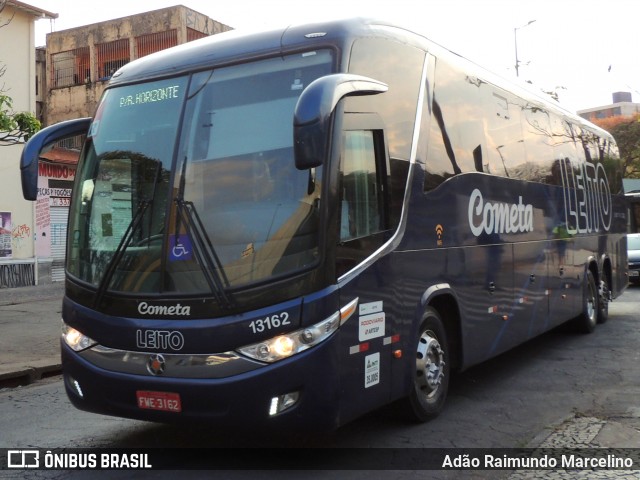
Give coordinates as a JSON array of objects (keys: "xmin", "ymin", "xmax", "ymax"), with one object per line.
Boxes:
[
  {"xmin": 575, "ymin": 270, "xmax": 598, "ymax": 334},
  {"xmin": 597, "ymin": 276, "xmax": 609, "ymax": 324},
  {"xmin": 406, "ymin": 307, "xmax": 450, "ymax": 422}
]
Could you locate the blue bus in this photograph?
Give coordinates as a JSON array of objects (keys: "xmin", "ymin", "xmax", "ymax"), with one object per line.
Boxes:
[{"xmin": 21, "ymin": 18, "xmax": 627, "ymax": 430}]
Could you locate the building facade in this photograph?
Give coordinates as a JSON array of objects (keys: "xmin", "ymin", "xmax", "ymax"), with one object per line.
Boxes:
[
  {"xmin": 44, "ymin": 6, "xmax": 231, "ymax": 125},
  {"xmin": 1, "ymin": 4, "xmax": 231, "ymax": 288},
  {"xmin": 578, "ymin": 91, "xmax": 640, "ymax": 122},
  {"xmin": 0, "ymin": 1, "xmax": 56, "ymax": 288},
  {"xmin": 34, "ymin": 6, "xmax": 231, "ymax": 283}
]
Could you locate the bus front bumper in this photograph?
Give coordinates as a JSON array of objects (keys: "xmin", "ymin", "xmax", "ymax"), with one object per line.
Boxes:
[{"xmin": 61, "ymin": 337, "xmax": 341, "ymax": 432}]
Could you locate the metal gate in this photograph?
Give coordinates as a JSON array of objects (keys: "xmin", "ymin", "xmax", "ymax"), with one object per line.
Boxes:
[{"xmin": 50, "ymin": 206, "xmax": 69, "ymax": 282}]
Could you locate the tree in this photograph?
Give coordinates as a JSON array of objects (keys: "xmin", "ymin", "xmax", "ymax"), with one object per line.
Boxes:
[
  {"xmin": 0, "ymin": 0, "xmax": 41, "ymax": 145},
  {"xmin": 592, "ymin": 114, "xmax": 640, "ymax": 179},
  {"xmin": 0, "ymin": 94, "xmax": 41, "ymax": 143}
]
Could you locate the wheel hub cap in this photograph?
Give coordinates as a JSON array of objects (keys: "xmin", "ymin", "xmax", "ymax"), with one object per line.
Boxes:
[{"xmin": 416, "ymin": 330, "xmax": 446, "ymax": 396}]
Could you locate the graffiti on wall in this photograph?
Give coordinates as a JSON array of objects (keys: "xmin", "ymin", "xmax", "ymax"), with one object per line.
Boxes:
[{"xmin": 12, "ymin": 223, "xmax": 32, "ymax": 252}]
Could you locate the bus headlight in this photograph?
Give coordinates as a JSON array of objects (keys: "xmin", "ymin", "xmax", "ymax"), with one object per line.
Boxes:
[
  {"xmin": 62, "ymin": 321, "xmax": 97, "ymax": 352},
  {"xmin": 237, "ymin": 311, "xmax": 340, "ymax": 363}
]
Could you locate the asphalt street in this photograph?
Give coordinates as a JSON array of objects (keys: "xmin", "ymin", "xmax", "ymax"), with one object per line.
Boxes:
[{"xmin": 0, "ymin": 283, "xmax": 640, "ymax": 472}]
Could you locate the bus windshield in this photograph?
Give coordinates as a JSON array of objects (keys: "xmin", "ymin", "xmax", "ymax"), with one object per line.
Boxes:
[{"xmin": 67, "ymin": 50, "xmax": 333, "ymax": 296}]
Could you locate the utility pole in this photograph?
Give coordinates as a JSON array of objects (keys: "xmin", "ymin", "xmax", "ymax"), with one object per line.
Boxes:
[{"xmin": 514, "ymin": 20, "xmax": 536, "ymax": 77}]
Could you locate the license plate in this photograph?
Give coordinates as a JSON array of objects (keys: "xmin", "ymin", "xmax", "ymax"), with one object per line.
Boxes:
[
  {"xmin": 630, "ymin": 270, "xmax": 639, "ymax": 277},
  {"xmin": 136, "ymin": 390, "xmax": 182, "ymax": 413}
]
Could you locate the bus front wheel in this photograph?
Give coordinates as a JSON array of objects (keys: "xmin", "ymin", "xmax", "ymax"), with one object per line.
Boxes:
[{"xmin": 406, "ymin": 307, "xmax": 450, "ymax": 422}]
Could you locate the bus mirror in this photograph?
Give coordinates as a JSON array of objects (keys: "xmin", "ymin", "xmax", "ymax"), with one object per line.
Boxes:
[
  {"xmin": 293, "ymin": 74, "xmax": 387, "ymax": 170},
  {"xmin": 20, "ymin": 117, "xmax": 92, "ymax": 201}
]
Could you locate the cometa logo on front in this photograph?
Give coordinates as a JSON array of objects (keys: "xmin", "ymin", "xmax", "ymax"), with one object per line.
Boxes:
[{"xmin": 137, "ymin": 301, "xmax": 191, "ymax": 316}]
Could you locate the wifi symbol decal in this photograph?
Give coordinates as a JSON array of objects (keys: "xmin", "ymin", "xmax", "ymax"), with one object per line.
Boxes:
[{"xmin": 435, "ymin": 224, "xmax": 444, "ymax": 246}]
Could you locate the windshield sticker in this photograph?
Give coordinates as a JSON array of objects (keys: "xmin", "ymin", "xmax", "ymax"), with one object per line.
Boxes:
[
  {"xmin": 169, "ymin": 234, "xmax": 193, "ymax": 262},
  {"xmin": 241, "ymin": 243, "xmax": 255, "ymax": 258},
  {"xmin": 119, "ymin": 85, "xmax": 181, "ymax": 108},
  {"xmin": 89, "ymin": 120, "xmax": 100, "ymax": 138}
]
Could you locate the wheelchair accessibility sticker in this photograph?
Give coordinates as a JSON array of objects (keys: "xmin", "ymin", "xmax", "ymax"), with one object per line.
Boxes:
[{"xmin": 169, "ymin": 235, "xmax": 193, "ymax": 262}]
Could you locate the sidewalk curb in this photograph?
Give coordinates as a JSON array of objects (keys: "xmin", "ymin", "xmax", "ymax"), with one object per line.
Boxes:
[
  {"xmin": 524, "ymin": 413, "xmax": 640, "ymax": 450},
  {"xmin": 0, "ymin": 283, "xmax": 65, "ymax": 307},
  {"xmin": 0, "ymin": 283, "xmax": 64, "ymax": 389},
  {"xmin": 0, "ymin": 363, "xmax": 62, "ymax": 389},
  {"xmin": 0, "ymin": 296, "xmax": 63, "ymax": 307}
]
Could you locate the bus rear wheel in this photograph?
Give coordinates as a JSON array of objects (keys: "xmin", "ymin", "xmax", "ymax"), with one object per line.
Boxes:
[
  {"xmin": 574, "ymin": 270, "xmax": 598, "ymax": 334},
  {"xmin": 406, "ymin": 307, "xmax": 450, "ymax": 422},
  {"xmin": 597, "ymin": 276, "xmax": 610, "ymax": 324}
]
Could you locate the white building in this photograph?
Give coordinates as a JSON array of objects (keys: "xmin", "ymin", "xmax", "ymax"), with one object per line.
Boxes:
[
  {"xmin": 0, "ymin": 1, "xmax": 57, "ymax": 287},
  {"xmin": 578, "ymin": 92, "xmax": 640, "ymax": 122}
]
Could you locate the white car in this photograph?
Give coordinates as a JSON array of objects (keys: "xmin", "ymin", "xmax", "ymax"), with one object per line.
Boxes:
[{"xmin": 628, "ymin": 234, "xmax": 640, "ymax": 285}]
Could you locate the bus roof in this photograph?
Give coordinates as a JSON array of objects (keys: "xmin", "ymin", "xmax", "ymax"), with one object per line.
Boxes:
[
  {"xmin": 107, "ymin": 17, "xmax": 612, "ymax": 142},
  {"xmin": 108, "ymin": 17, "xmax": 399, "ymax": 87}
]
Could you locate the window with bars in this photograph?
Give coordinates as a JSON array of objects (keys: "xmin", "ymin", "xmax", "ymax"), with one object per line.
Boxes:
[
  {"xmin": 135, "ymin": 29, "xmax": 178, "ymax": 58},
  {"xmin": 96, "ymin": 39, "xmax": 130, "ymax": 80},
  {"xmin": 187, "ymin": 28, "xmax": 209, "ymax": 42},
  {"xmin": 58, "ymin": 134, "xmax": 86, "ymax": 151},
  {"xmin": 50, "ymin": 47, "xmax": 90, "ymax": 88}
]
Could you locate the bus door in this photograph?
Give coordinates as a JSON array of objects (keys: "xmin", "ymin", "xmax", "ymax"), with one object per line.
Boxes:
[{"xmin": 335, "ymin": 114, "xmax": 398, "ymax": 422}]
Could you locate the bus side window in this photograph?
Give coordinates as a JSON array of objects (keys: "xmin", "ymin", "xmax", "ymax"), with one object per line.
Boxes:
[{"xmin": 340, "ymin": 130, "xmax": 384, "ymax": 242}]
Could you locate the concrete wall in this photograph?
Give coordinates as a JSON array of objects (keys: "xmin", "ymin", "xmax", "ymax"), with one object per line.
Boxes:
[
  {"xmin": 1, "ymin": 4, "xmax": 35, "ymax": 113},
  {"xmin": 0, "ymin": 2, "xmax": 51, "ymax": 286},
  {"xmin": 0, "ymin": 5, "xmax": 37, "ymax": 262}
]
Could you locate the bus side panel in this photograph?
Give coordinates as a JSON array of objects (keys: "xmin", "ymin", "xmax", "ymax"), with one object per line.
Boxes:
[
  {"xmin": 399, "ymin": 172, "xmax": 620, "ymax": 369},
  {"xmin": 513, "ymin": 239, "xmax": 551, "ymax": 339},
  {"xmin": 336, "ymin": 256, "xmax": 400, "ymax": 425},
  {"xmin": 548, "ymin": 239, "xmax": 577, "ymax": 320}
]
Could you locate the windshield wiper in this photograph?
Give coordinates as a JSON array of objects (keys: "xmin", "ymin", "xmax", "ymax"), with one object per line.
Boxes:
[
  {"xmin": 174, "ymin": 198, "xmax": 234, "ymax": 309},
  {"xmin": 92, "ymin": 158, "xmax": 162, "ymax": 307},
  {"xmin": 93, "ymin": 199, "xmax": 150, "ymax": 308},
  {"xmin": 174, "ymin": 157, "xmax": 233, "ymax": 309}
]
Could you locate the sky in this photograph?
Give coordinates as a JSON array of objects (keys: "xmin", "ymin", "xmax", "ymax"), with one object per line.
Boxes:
[{"xmin": 29, "ymin": 0, "xmax": 640, "ymax": 113}]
